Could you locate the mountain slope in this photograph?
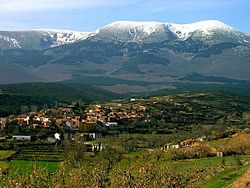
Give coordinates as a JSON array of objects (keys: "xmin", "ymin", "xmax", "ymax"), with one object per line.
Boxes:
[
  {"xmin": 0, "ymin": 20, "xmax": 249, "ymax": 85},
  {"xmin": 0, "ymin": 60, "xmax": 43, "ymax": 84}
]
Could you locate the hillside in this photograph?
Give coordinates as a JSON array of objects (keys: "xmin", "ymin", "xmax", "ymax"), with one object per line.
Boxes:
[
  {"xmin": 0, "ymin": 83, "xmax": 121, "ymax": 116},
  {"xmin": 0, "ymin": 20, "xmax": 249, "ymax": 86},
  {"xmin": 1, "ymin": 80, "xmax": 250, "ymax": 117}
]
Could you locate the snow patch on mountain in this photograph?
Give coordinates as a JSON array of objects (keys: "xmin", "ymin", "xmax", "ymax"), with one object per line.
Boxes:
[
  {"xmin": 93, "ymin": 21, "xmax": 177, "ymax": 43},
  {"xmin": 100, "ymin": 21, "xmax": 165, "ymax": 36},
  {"xmin": 96, "ymin": 20, "xmax": 236, "ymax": 41},
  {"xmin": 0, "ymin": 20, "xmax": 247, "ymax": 50},
  {"xmin": 0, "ymin": 35, "xmax": 22, "ymax": 48},
  {"xmin": 34, "ymin": 29, "xmax": 92, "ymax": 47},
  {"xmin": 167, "ymin": 20, "xmax": 234, "ymax": 40}
]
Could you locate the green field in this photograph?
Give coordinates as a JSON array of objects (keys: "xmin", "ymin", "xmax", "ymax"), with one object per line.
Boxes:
[
  {"xmin": 173, "ymin": 155, "xmax": 250, "ymax": 187},
  {"xmin": 10, "ymin": 160, "xmax": 60, "ymax": 174},
  {"xmin": 0, "ymin": 160, "xmax": 60, "ymax": 181},
  {"xmin": 203, "ymin": 165, "xmax": 250, "ymax": 188},
  {"xmin": 0, "ymin": 143, "xmax": 250, "ymax": 187},
  {"xmin": 0, "ymin": 149, "xmax": 60, "ymax": 179},
  {"xmin": 102, "ymin": 149, "xmax": 250, "ymax": 187}
]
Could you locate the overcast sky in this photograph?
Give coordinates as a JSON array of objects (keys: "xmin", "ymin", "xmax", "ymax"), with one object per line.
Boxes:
[{"xmin": 0, "ymin": 0, "xmax": 249, "ymax": 33}]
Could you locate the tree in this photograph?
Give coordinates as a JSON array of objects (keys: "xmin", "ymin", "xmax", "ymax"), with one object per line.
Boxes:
[
  {"xmin": 20, "ymin": 105, "xmax": 29, "ymax": 114},
  {"xmin": 30, "ymin": 105, "xmax": 38, "ymax": 112}
]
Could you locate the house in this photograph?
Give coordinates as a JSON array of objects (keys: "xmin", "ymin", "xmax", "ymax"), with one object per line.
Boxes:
[
  {"xmin": 72, "ymin": 116, "xmax": 82, "ymax": 128},
  {"xmin": 54, "ymin": 133, "xmax": 60, "ymax": 139},
  {"xmin": 60, "ymin": 107, "xmax": 73, "ymax": 114},
  {"xmin": 76, "ymin": 133, "xmax": 102, "ymax": 141},
  {"xmin": 161, "ymin": 143, "xmax": 172, "ymax": 150},
  {"xmin": 172, "ymin": 144, "xmax": 180, "ymax": 149},
  {"xmin": 180, "ymin": 139, "xmax": 194, "ymax": 146},
  {"xmin": 196, "ymin": 136, "xmax": 206, "ymax": 142},
  {"xmin": 0, "ymin": 136, "xmax": 6, "ymax": 141},
  {"xmin": 92, "ymin": 143, "xmax": 104, "ymax": 151},
  {"xmin": 23, "ymin": 116, "xmax": 30, "ymax": 125},
  {"xmin": 217, "ymin": 151, "xmax": 224, "ymax": 158},
  {"xmin": 47, "ymin": 137, "xmax": 57, "ymax": 143},
  {"xmin": 161, "ymin": 143, "xmax": 180, "ymax": 151},
  {"xmin": 84, "ymin": 142, "xmax": 104, "ymax": 152},
  {"xmin": 105, "ymin": 122, "xmax": 118, "ymax": 127},
  {"xmin": 0, "ymin": 118, "xmax": 6, "ymax": 130},
  {"xmin": 12, "ymin": 135, "xmax": 31, "ymax": 141}
]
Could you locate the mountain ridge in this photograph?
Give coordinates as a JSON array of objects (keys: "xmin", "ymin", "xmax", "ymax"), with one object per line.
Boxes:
[
  {"xmin": 0, "ymin": 29, "xmax": 92, "ymax": 50},
  {"xmin": 0, "ymin": 20, "xmax": 249, "ymax": 50},
  {"xmin": 0, "ymin": 20, "xmax": 249, "ymax": 85}
]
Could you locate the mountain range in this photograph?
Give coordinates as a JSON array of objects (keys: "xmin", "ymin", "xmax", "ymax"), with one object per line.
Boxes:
[{"xmin": 0, "ymin": 20, "xmax": 249, "ymax": 90}]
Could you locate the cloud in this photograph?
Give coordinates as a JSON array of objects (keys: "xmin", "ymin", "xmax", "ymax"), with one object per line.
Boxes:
[{"xmin": 0, "ymin": 0, "xmax": 138, "ymax": 14}]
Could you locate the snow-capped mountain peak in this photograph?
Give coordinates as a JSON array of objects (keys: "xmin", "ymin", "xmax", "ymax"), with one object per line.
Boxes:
[
  {"xmin": 94, "ymin": 21, "xmax": 176, "ymax": 43},
  {"xmin": 167, "ymin": 20, "xmax": 234, "ymax": 39},
  {"xmin": 93, "ymin": 20, "xmax": 239, "ymax": 42},
  {"xmin": 99, "ymin": 21, "xmax": 165, "ymax": 35},
  {"xmin": 0, "ymin": 20, "xmax": 248, "ymax": 50}
]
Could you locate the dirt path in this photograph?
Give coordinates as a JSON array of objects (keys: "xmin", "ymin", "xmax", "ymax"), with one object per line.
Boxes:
[{"xmin": 229, "ymin": 169, "xmax": 250, "ymax": 188}]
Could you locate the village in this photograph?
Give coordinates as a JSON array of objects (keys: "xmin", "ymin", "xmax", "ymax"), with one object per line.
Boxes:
[
  {"xmin": 0, "ymin": 100, "xmax": 147, "ymax": 143},
  {"xmin": 0, "ymin": 103, "xmax": 145, "ymax": 130},
  {"xmin": 0, "ymin": 93, "xmax": 250, "ymax": 187},
  {"xmin": 0, "ymin": 92, "xmax": 249, "ymax": 149}
]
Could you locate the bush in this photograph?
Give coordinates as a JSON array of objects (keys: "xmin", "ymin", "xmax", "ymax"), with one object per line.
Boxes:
[{"xmin": 169, "ymin": 145, "xmax": 214, "ymax": 160}]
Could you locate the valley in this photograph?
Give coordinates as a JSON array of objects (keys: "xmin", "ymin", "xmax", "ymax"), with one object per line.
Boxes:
[{"xmin": 0, "ymin": 19, "xmax": 250, "ymax": 187}]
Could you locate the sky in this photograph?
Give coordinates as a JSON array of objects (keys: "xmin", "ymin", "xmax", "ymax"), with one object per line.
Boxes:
[{"xmin": 0, "ymin": 0, "xmax": 249, "ymax": 33}]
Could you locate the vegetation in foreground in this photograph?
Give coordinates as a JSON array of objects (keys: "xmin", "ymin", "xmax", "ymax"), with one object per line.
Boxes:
[{"xmin": 0, "ymin": 133, "xmax": 250, "ymax": 187}]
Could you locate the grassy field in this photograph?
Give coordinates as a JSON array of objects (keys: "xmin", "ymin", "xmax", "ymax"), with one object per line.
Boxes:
[
  {"xmin": 108, "ymin": 150, "xmax": 250, "ymax": 187},
  {"xmin": 0, "ymin": 160, "xmax": 60, "ymax": 175},
  {"xmin": 0, "ymin": 143, "xmax": 250, "ymax": 187},
  {"xmin": 173, "ymin": 155, "xmax": 250, "ymax": 187},
  {"xmin": 0, "ymin": 149, "xmax": 60, "ymax": 180},
  {"xmin": 1, "ymin": 132, "xmax": 250, "ymax": 187},
  {"xmin": 209, "ymin": 133, "xmax": 250, "ymax": 148},
  {"xmin": 94, "ymin": 132, "xmax": 250, "ymax": 187},
  {"xmin": 10, "ymin": 160, "xmax": 60, "ymax": 175},
  {"xmin": 203, "ymin": 165, "xmax": 250, "ymax": 188}
]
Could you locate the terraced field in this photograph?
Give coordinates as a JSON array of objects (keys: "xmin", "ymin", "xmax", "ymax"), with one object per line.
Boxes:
[{"xmin": 10, "ymin": 144, "xmax": 64, "ymax": 161}]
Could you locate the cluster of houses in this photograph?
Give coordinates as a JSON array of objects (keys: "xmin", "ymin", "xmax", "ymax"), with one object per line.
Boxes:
[
  {"xmin": 161, "ymin": 136, "xmax": 207, "ymax": 151},
  {"xmin": 1, "ymin": 103, "xmax": 148, "ymax": 136},
  {"xmin": 160, "ymin": 129, "xmax": 243, "ymax": 158},
  {"xmin": 160, "ymin": 136, "xmax": 226, "ymax": 157},
  {"xmin": 84, "ymin": 104, "xmax": 146, "ymax": 127}
]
